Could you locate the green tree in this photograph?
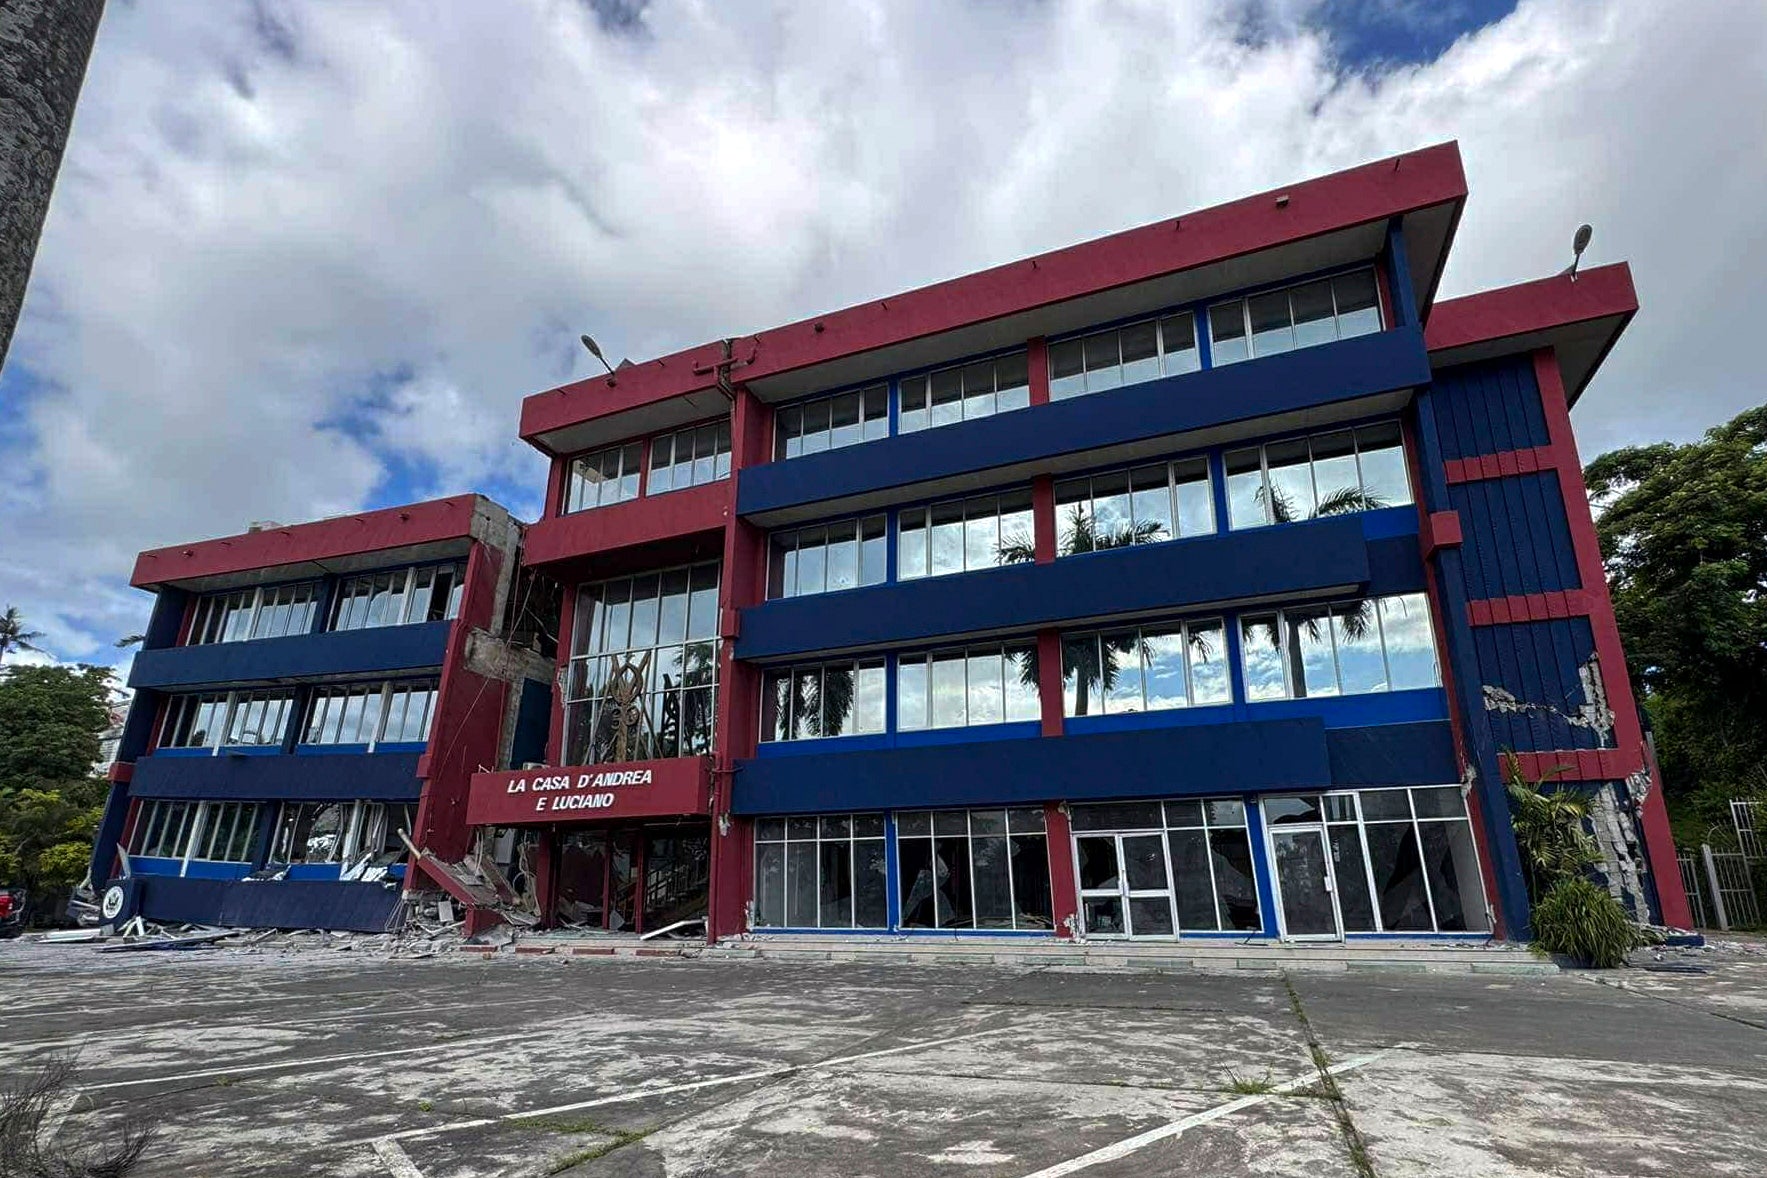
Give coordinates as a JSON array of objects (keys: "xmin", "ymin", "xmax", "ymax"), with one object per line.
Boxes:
[
  {"xmin": 1585, "ymin": 405, "xmax": 1767, "ymax": 832},
  {"xmin": 0, "ymin": 604, "xmax": 44, "ymax": 664},
  {"xmin": 0, "ymin": 664, "xmax": 114, "ymax": 909}
]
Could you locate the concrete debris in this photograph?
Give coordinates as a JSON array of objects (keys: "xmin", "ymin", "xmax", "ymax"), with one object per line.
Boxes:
[{"xmin": 1482, "ymin": 652, "xmax": 1616, "ymax": 739}]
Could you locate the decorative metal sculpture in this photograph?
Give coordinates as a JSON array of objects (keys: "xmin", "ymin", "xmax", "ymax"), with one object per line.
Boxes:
[{"xmin": 594, "ymin": 651, "xmax": 655, "ymax": 763}]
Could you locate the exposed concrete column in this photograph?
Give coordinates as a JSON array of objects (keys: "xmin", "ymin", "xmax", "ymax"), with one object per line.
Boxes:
[{"xmin": 0, "ymin": 0, "xmax": 105, "ymax": 371}]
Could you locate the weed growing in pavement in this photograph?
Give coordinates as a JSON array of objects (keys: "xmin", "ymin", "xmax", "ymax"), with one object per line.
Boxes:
[
  {"xmin": 544, "ymin": 1126, "xmax": 656, "ymax": 1173},
  {"xmin": 416, "ymin": 1099, "xmax": 434, "ymax": 1112},
  {"xmin": 0, "ymin": 1054, "xmax": 156, "ymax": 1176},
  {"xmin": 1220, "ymin": 1069, "xmax": 1279, "ymax": 1096}
]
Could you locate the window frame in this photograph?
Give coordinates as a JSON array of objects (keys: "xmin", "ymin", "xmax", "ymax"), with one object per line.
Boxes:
[
  {"xmin": 1223, "ymin": 420, "xmax": 1414, "ymax": 531},
  {"xmin": 897, "ymin": 350, "xmax": 1031, "ymax": 436},
  {"xmin": 895, "ymin": 643, "xmax": 1042, "ymax": 732},
  {"xmin": 186, "ymin": 581, "xmax": 322, "ymax": 646},
  {"xmin": 299, "ymin": 679, "xmax": 439, "ymax": 751},
  {"xmin": 648, "ymin": 417, "xmax": 734, "ymax": 497},
  {"xmin": 1301, "ymin": 786, "xmax": 1490, "ymax": 935},
  {"xmin": 1237, "ymin": 593, "xmax": 1440, "ymax": 703},
  {"xmin": 773, "ymin": 385, "xmax": 890, "ymax": 461},
  {"xmin": 893, "ymin": 807, "xmax": 1053, "ymax": 931},
  {"xmin": 1207, "ymin": 266, "xmax": 1387, "ymax": 367},
  {"xmin": 752, "ymin": 813, "xmax": 890, "ymax": 930},
  {"xmin": 329, "ymin": 562, "xmax": 467, "ymax": 632},
  {"xmin": 1047, "ymin": 310, "xmax": 1201, "ymax": 401},
  {"xmin": 766, "ymin": 514, "xmax": 888, "ymax": 600},
  {"xmin": 759, "ymin": 658, "xmax": 888, "ymax": 744},
  {"xmin": 1061, "ymin": 617, "xmax": 1231, "ymax": 717}
]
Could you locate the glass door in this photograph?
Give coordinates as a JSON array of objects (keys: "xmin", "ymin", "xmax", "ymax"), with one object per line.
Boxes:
[
  {"xmin": 1262, "ymin": 796, "xmax": 1343, "ymax": 941},
  {"xmin": 1074, "ymin": 832, "xmax": 1176, "ymax": 938}
]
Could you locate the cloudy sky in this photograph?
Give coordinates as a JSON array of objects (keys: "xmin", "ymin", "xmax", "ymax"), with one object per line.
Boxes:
[{"xmin": 3, "ymin": 0, "xmax": 1764, "ymax": 667}]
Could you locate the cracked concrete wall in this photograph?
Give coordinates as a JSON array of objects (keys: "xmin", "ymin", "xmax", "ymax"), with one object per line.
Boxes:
[{"xmin": 1481, "ymin": 651, "xmax": 1616, "ymax": 744}]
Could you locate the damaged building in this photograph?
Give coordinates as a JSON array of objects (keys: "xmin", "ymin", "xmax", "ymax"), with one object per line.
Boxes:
[{"xmin": 86, "ymin": 142, "xmax": 1691, "ymax": 942}]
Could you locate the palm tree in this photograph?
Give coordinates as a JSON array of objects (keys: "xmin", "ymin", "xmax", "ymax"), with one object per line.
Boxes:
[
  {"xmin": 0, "ymin": 605, "xmax": 44, "ymax": 665},
  {"xmin": 1262, "ymin": 482, "xmax": 1388, "ymax": 525}
]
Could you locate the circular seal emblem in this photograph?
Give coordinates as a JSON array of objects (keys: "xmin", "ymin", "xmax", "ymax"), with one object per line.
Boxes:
[{"xmin": 100, "ymin": 884, "xmax": 127, "ymax": 922}]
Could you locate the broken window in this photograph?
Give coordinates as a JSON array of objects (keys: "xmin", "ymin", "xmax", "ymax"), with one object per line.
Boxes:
[
  {"xmin": 186, "ymin": 581, "xmax": 321, "ymax": 645},
  {"xmin": 753, "ymin": 814, "xmax": 887, "ymax": 930},
  {"xmin": 330, "ymin": 562, "xmax": 465, "ymax": 631},
  {"xmin": 896, "ymin": 808, "xmax": 1052, "ymax": 931}
]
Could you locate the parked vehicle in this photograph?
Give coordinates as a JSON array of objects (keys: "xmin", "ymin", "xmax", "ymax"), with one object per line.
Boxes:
[{"xmin": 0, "ymin": 888, "xmax": 25, "ymax": 938}]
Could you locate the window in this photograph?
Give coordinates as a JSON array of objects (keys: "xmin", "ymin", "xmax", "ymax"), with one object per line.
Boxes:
[
  {"xmin": 1048, "ymin": 312, "xmax": 1198, "ymax": 400},
  {"xmin": 271, "ymin": 802, "xmax": 347, "ymax": 864},
  {"xmin": 900, "ymin": 352, "xmax": 1029, "ymax": 433},
  {"xmin": 1308, "ymin": 788, "xmax": 1490, "ymax": 933},
  {"xmin": 767, "ymin": 517, "xmax": 886, "ymax": 599},
  {"xmin": 564, "ymin": 563, "xmax": 721, "ymax": 765},
  {"xmin": 898, "ymin": 491, "xmax": 1033, "ymax": 580},
  {"xmin": 1063, "ymin": 618, "xmax": 1230, "ymax": 716},
  {"xmin": 160, "ymin": 694, "xmax": 230, "ymax": 749},
  {"xmin": 190, "ymin": 802, "xmax": 263, "ymax": 863},
  {"xmin": 187, "ymin": 582, "xmax": 320, "ymax": 645},
  {"xmin": 762, "ymin": 660, "xmax": 886, "ymax": 742},
  {"xmin": 564, "ymin": 441, "xmax": 644, "ymax": 512},
  {"xmin": 1209, "ymin": 269, "xmax": 1383, "ymax": 366},
  {"xmin": 897, "ymin": 808, "xmax": 1053, "ymax": 930},
  {"xmin": 650, "ymin": 419, "xmax": 732, "ymax": 494},
  {"xmin": 753, "ymin": 814, "xmax": 889, "ymax": 929},
  {"xmin": 775, "ymin": 387, "xmax": 887, "ymax": 459},
  {"xmin": 1054, "ymin": 458, "xmax": 1214, "ymax": 557},
  {"xmin": 221, "ymin": 691, "xmax": 294, "ymax": 747},
  {"xmin": 1069, "ymin": 797, "xmax": 1261, "ymax": 933},
  {"xmin": 1239, "ymin": 593, "xmax": 1439, "ymax": 702},
  {"xmin": 331, "ymin": 562, "xmax": 466, "ymax": 631},
  {"xmin": 128, "ymin": 800, "xmax": 199, "ymax": 860},
  {"xmin": 301, "ymin": 680, "xmax": 438, "ymax": 748},
  {"xmin": 897, "ymin": 644, "xmax": 1041, "ymax": 731},
  {"xmin": 1224, "ymin": 423, "xmax": 1411, "ymax": 529}
]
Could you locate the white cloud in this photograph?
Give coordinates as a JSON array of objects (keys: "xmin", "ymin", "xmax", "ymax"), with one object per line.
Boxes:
[{"xmin": 2, "ymin": 0, "xmax": 1763, "ymax": 660}]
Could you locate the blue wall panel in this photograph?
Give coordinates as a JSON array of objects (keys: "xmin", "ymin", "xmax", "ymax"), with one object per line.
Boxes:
[
  {"xmin": 137, "ymin": 875, "xmax": 403, "ymax": 932},
  {"xmin": 129, "ymin": 751, "xmax": 422, "ymax": 801},
  {"xmin": 1431, "ymin": 355, "xmax": 1549, "ymax": 460},
  {"xmin": 739, "ymin": 514, "xmax": 1378, "ymax": 661},
  {"xmin": 1325, "ymin": 721, "xmax": 1458, "ymax": 785},
  {"xmin": 129, "ymin": 620, "xmax": 450, "ymax": 690},
  {"xmin": 511, "ymin": 678, "xmax": 553, "ymax": 769},
  {"xmin": 1449, "ymin": 472, "xmax": 1582, "ymax": 600},
  {"xmin": 738, "ymin": 327, "xmax": 1431, "ymax": 518},
  {"xmin": 1472, "ymin": 618, "xmax": 1609, "ymax": 753}
]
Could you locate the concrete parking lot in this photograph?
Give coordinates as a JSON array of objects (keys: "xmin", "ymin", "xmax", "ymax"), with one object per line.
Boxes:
[{"xmin": 2, "ymin": 940, "xmax": 1765, "ymax": 1177}]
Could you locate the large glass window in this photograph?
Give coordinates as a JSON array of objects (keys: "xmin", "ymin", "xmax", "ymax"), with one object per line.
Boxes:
[
  {"xmin": 1054, "ymin": 458, "xmax": 1214, "ymax": 557},
  {"xmin": 1239, "ymin": 593, "xmax": 1439, "ymax": 702},
  {"xmin": 330, "ymin": 562, "xmax": 466, "ymax": 631},
  {"xmin": 1208, "ymin": 269, "xmax": 1382, "ymax": 367},
  {"xmin": 649, "ymin": 419, "xmax": 732, "ymax": 494},
  {"xmin": 187, "ymin": 582, "xmax": 321, "ymax": 645},
  {"xmin": 1069, "ymin": 797, "xmax": 1261, "ymax": 933},
  {"xmin": 900, "ymin": 352, "xmax": 1030, "ymax": 434},
  {"xmin": 775, "ymin": 387, "xmax": 888, "ymax": 459},
  {"xmin": 1062, "ymin": 618, "xmax": 1230, "ymax": 716},
  {"xmin": 897, "ymin": 808, "xmax": 1053, "ymax": 930},
  {"xmin": 898, "ymin": 491, "xmax": 1034, "ymax": 579},
  {"xmin": 190, "ymin": 801, "xmax": 264, "ymax": 863},
  {"xmin": 160, "ymin": 694, "xmax": 230, "ymax": 750},
  {"xmin": 221, "ymin": 691, "xmax": 294, "ymax": 748},
  {"xmin": 128, "ymin": 800, "xmax": 199, "ymax": 860},
  {"xmin": 161, "ymin": 690, "xmax": 295, "ymax": 751},
  {"xmin": 1048, "ymin": 312, "xmax": 1199, "ymax": 400},
  {"xmin": 768, "ymin": 517, "xmax": 887, "ymax": 599},
  {"xmin": 301, "ymin": 680, "xmax": 438, "ymax": 748},
  {"xmin": 564, "ymin": 563, "xmax": 720, "ymax": 764},
  {"xmin": 563, "ymin": 440, "xmax": 644, "ymax": 513},
  {"xmin": 761, "ymin": 660, "xmax": 887, "ymax": 742},
  {"xmin": 1224, "ymin": 423, "xmax": 1411, "ymax": 529},
  {"xmin": 270, "ymin": 802, "xmax": 347, "ymax": 864},
  {"xmin": 897, "ymin": 644, "xmax": 1041, "ymax": 731},
  {"xmin": 1314, "ymin": 787, "xmax": 1490, "ymax": 933},
  {"xmin": 753, "ymin": 814, "xmax": 889, "ymax": 929}
]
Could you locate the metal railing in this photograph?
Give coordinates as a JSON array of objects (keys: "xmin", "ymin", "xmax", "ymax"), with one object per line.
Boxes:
[
  {"xmin": 1679, "ymin": 845, "xmax": 1761, "ymax": 931},
  {"xmin": 1732, "ymin": 799, "xmax": 1765, "ymax": 862}
]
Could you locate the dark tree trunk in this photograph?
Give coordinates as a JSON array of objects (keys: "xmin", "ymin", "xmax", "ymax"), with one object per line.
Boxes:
[{"xmin": 0, "ymin": 0, "xmax": 105, "ymax": 373}]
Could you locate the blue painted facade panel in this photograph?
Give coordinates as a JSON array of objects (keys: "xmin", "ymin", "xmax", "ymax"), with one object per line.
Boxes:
[
  {"xmin": 1431, "ymin": 355, "xmax": 1550, "ymax": 460},
  {"xmin": 129, "ymin": 751, "xmax": 423, "ymax": 801},
  {"xmin": 738, "ymin": 514, "xmax": 1378, "ymax": 661},
  {"xmin": 1472, "ymin": 618, "xmax": 1610, "ymax": 753},
  {"xmin": 128, "ymin": 620, "xmax": 451, "ymax": 690},
  {"xmin": 737, "ymin": 326, "xmax": 1431, "ymax": 517},
  {"xmin": 1449, "ymin": 472, "xmax": 1582, "ymax": 600},
  {"xmin": 135, "ymin": 875, "xmax": 403, "ymax": 933}
]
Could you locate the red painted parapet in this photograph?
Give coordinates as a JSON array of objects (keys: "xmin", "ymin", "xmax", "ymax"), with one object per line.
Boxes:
[
  {"xmin": 524, "ymin": 480, "xmax": 732, "ymax": 567},
  {"xmin": 466, "ymin": 757, "xmax": 712, "ymax": 827},
  {"xmin": 1426, "ymin": 264, "xmax": 1637, "ymax": 354}
]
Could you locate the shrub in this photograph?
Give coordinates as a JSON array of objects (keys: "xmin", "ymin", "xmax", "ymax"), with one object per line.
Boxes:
[{"xmin": 1532, "ymin": 876, "xmax": 1639, "ymax": 968}]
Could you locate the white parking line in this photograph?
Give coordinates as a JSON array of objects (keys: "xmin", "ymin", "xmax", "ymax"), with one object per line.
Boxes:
[
  {"xmin": 352, "ymin": 1024, "xmax": 1020, "ymax": 1149},
  {"xmin": 76, "ymin": 1030, "xmax": 540, "ymax": 1092},
  {"xmin": 371, "ymin": 1139, "xmax": 427, "ymax": 1178},
  {"xmin": 1015, "ymin": 1048, "xmax": 1399, "ymax": 1177}
]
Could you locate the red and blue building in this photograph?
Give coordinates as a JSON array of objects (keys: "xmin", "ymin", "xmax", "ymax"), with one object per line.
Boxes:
[{"xmin": 91, "ymin": 141, "xmax": 1691, "ymax": 942}]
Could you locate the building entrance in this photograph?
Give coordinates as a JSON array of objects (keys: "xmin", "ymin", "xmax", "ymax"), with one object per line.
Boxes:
[
  {"xmin": 1262, "ymin": 796, "xmax": 1345, "ymax": 941},
  {"xmin": 554, "ymin": 821, "xmax": 709, "ymax": 933}
]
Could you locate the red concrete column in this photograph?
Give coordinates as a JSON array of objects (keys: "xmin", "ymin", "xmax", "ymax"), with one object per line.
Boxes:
[
  {"xmin": 1534, "ymin": 349, "xmax": 1692, "ymax": 928},
  {"xmin": 1027, "ymin": 337, "xmax": 1050, "ymax": 406},
  {"xmin": 707, "ymin": 387, "xmax": 769, "ymax": 941},
  {"xmin": 544, "ymin": 455, "xmax": 567, "ymax": 519},
  {"xmin": 1044, "ymin": 803, "xmax": 1077, "ymax": 938},
  {"xmin": 547, "ymin": 582, "xmax": 578, "ymax": 765},
  {"xmin": 1031, "ymin": 476, "xmax": 1056, "ymax": 564},
  {"xmin": 1036, "ymin": 631, "xmax": 1064, "ymax": 738}
]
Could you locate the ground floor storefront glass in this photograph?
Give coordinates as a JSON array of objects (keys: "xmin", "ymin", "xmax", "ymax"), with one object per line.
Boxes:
[
  {"xmin": 747, "ymin": 785, "xmax": 1490, "ymax": 942},
  {"xmin": 550, "ymin": 821, "xmax": 710, "ymax": 933}
]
